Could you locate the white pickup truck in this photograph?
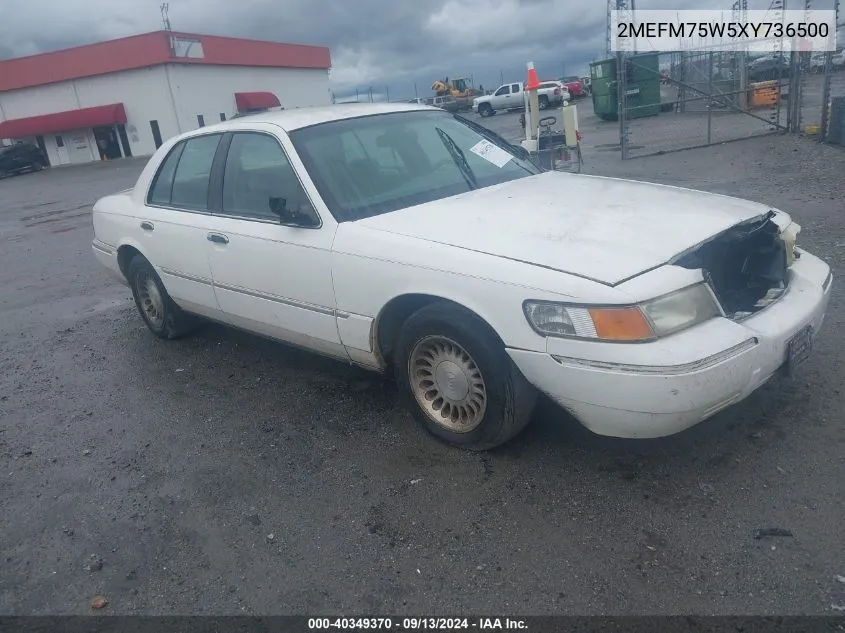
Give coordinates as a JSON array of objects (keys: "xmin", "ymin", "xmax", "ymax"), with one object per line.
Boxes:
[{"xmin": 472, "ymin": 81, "xmax": 569, "ymax": 117}]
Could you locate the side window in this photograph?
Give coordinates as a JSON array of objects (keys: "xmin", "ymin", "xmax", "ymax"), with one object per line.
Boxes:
[
  {"xmin": 222, "ymin": 132, "xmax": 314, "ymax": 222},
  {"xmin": 511, "ymin": 83, "xmax": 521, "ymax": 94},
  {"xmin": 170, "ymin": 134, "xmax": 222, "ymax": 210},
  {"xmin": 493, "ymin": 85, "xmax": 509, "ymax": 96},
  {"xmin": 147, "ymin": 141, "xmax": 186, "ymax": 206}
]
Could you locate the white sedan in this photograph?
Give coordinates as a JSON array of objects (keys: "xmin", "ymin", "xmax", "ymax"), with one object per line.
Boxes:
[{"xmin": 91, "ymin": 103, "xmax": 832, "ymax": 450}]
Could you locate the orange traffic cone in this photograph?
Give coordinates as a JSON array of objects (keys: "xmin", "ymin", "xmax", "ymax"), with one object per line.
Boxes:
[{"xmin": 526, "ymin": 61, "xmax": 541, "ymax": 91}]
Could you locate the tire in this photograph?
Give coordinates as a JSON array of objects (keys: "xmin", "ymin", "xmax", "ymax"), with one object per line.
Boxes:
[
  {"xmin": 127, "ymin": 254, "xmax": 196, "ymax": 340},
  {"xmin": 394, "ymin": 302, "xmax": 538, "ymax": 451},
  {"xmin": 479, "ymin": 103, "xmax": 493, "ymax": 117},
  {"xmin": 538, "ymin": 95, "xmax": 549, "ymax": 110},
  {"xmin": 31, "ymin": 161, "xmax": 44, "ymax": 172}
]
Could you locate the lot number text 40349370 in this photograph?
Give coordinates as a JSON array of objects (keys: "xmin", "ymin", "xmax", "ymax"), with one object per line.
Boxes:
[{"xmin": 307, "ymin": 618, "xmax": 529, "ymax": 630}]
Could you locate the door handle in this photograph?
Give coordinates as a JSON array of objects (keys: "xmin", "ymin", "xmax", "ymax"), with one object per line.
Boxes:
[
  {"xmin": 207, "ymin": 233, "xmax": 229, "ymax": 244},
  {"xmin": 140, "ymin": 221, "xmax": 154, "ymax": 231}
]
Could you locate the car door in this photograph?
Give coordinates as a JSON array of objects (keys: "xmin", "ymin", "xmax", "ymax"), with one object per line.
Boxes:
[
  {"xmin": 202, "ymin": 129, "xmax": 347, "ymax": 359},
  {"xmin": 491, "ymin": 84, "xmax": 510, "ymax": 109},
  {"xmin": 139, "ymin": 133, "xmax": 223, "ymax": 318},
  {"xmin": 509, "ymin": 83, "xmax": 522, "ymax": 108}
]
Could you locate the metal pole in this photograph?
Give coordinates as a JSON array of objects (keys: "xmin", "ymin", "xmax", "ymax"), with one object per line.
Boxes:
[
  {"xmin": 776, "ymin": 0, "xmax": 786, "ymax": 130},
  {"xmin": 820, "ymin": 53, "xmax": 833, "ymax": 142},
  {"xmin": 821, "ymin": 0, "xmax": 840, "ymax": 141},
  {"xmin": 618, "ymin": 52, "xmax": 628, "ymax": 159},
  {"xmin": 707, "ymin": 51, "xmax": 713, "ymax": 144},
  {"xmin": 630, "ymin": 0, "xmax": 637, "ymax": 54}
]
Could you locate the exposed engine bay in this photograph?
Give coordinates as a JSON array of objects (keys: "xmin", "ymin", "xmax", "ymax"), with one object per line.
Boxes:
[{"xmin": 673, "ymin": 211, "xmax": 796, "ymax": 319}]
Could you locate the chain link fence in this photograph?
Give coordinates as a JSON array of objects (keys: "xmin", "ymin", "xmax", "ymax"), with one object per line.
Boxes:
[
  {"xmin": 617, "ymin": 50, "xmax": 788, "ymax": 159},
  {"xmin": 611, "ymin": 0, "xmax": 843, "ymax": 157},
  {"xmin": 798, "ymin": 0, "xmax": 844, "ymax": 145}
]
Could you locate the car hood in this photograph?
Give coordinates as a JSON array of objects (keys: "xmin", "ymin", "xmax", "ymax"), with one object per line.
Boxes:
[{"xmin": 355, "ymin": 171, "xmax": 780, "ymax": 286}]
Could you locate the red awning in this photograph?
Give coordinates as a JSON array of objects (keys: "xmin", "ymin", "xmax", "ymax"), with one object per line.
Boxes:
[
  {"xmin": 235, "ymin": 92, "xmax": 280, "ymax": 112},
  {"xmin": 0, "ymin": 103, "xmax": 127, "ymax": 139}
]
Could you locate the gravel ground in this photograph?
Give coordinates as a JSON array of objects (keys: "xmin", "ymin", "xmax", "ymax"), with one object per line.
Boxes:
[{"xmin": 1, "ymin": 122, "xmax": 844, "ymax": 616}]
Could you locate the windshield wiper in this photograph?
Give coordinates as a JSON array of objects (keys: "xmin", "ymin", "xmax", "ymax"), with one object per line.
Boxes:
[{"xmin": 435, "ymin": 126, "xmax": 477, "ymax": 191}]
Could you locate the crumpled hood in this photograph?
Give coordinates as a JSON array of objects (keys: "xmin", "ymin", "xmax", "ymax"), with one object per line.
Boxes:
[{"xmin": 355, "ymin": 171, "xmax": 784, "ymax": 285}]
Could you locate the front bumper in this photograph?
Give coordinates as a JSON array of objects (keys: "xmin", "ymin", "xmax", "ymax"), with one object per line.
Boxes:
[{"xmin": 507, "ymin": 250, "xmax": 832, "ymax": 439}]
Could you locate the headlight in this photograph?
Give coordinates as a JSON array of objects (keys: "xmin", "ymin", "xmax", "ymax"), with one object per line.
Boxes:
[{"xmin": 523, "ymin": 283, "xmax": 722, "ymax": 342}]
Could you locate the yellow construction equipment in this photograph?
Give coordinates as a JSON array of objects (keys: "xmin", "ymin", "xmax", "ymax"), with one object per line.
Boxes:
[{"xmin": 431, "ymin": 77, "xmax": 477, "ymax": 110}]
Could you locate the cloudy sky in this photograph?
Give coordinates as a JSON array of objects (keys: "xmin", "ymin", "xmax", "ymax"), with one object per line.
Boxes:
[{"xmin": 0, "ymin": 0, "xmax": 837, "ymax": 100}]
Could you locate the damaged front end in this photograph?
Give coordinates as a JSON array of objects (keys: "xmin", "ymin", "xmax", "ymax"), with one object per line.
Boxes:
[{"xmin": 672, "ymin": 211, "xmax": 800, "ymax": 320}]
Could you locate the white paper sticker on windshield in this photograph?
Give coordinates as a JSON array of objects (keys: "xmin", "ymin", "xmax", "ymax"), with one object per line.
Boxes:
[{"xmin": 469, "ymin": 139, "xmax": 512, "ymax": 168}]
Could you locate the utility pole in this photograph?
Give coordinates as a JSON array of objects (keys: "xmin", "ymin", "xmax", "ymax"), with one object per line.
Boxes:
[
  {"xmin": 630, "ymin": 0, "xmax": 636, "ymax": 54},
  {"xmin": 733, "ymin": 0, "xmax": 749, "ymax": 110},
  {"xmin": 160, "ymin": 2, "xmax": 172, "ymax": 31}
]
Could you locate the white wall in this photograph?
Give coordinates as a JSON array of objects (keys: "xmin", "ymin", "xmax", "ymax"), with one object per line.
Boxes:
[
  {"xmin": 164, "ymin": 64, "xmax": 331, "ymax": 134},
  {"xmin": 75, "ymin": 66, "xmax": 179, "ymax": 157},
  {"xmin": 0, "ymin": 63, "xmax": 331, "ymax": 163},
  {"xmin": 0, "ymin": 66, "xmax": 176, "ymax": 160}
]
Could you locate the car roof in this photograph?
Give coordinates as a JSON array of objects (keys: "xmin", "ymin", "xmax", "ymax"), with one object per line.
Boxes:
[{"xmin": 194, "ymin": 103, "xmax": 442, "ymax": 134}]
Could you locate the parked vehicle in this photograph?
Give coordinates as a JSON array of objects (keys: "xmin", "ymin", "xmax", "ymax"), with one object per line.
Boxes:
[
  {"xmin": 809, "ymin": 52, "xmax": 827, "ymax": 73},
  {"xmin": 472, "ymin": 81, "xmax": 567, "ymax": 117},
  {"xmin": 747, "ymin": 53, "xmax": 789, "ymax": 80},
  {"xmin": 559, "ymin": 76, "xmax": 587, "ymax": 98},
  {"xmin": 537, "ymin": 81, "xmax": 571, "ymax": 107},
  {"xmin": 433, "ymin": 95, "xmax": 460, "ymax": 112},
  {"xmin": 580, "ymin": 75, "xmax": 592, "ymax": 95},
  {"xmin": 92, "ymin": 103, "xmax": 832, "ymax": 450},
  {"xmin": 472, "ymin": 81, "xmax": 524, "ymax": 116},
  {"xmin": 0, "ymin": 141, "xmax": 48, "ymax": 177}
]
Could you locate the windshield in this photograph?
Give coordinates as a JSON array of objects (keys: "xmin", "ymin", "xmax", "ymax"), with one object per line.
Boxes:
[{"xmin": 288, "ymin": 110, "xmax": 540, "ymax": 222}]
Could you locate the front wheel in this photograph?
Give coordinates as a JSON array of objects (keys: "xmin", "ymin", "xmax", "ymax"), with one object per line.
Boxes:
[
  {"xmin": 478, "ymin": 103, "xmax": 493, "ymax": 117},
  {"xmin": 395, "ymin": 302, "xmax": 538, "ymax": 450},
  {"xmin": 538, "ymin": 95, "xmax": 549, "ymax": 110},
  {"xmin": 127, "ymin": 255, "xmax": 197, "ymax": 340}
]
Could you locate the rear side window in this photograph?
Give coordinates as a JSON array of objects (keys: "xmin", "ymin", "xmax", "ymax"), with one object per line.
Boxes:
[
  {"xmin": 147, "ymin": 142, "xmax": 185, "ymax": 206},
  {"xmin": 147, "ymin": 134, "xmax": 222, "ymax": 210}
]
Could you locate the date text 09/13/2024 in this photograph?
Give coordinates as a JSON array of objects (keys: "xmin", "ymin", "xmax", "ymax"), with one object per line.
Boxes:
[{"xmin": 308, "ymin": 618, "xmax": 528, "ymax": 630}]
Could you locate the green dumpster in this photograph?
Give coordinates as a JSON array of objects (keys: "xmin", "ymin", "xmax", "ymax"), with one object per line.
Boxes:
[
  {"xmin": 590, "ymin": 53, "xmax": 662, "ymax": 121},
  {"xmin": 589, "ymin": 59, "xmax": 617, "ymax": 121}
]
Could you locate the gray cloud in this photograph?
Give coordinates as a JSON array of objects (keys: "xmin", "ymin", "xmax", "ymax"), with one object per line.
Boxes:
[{"xmin": 1, "ymin": 0, "xmax": 825, "ymax": 100}]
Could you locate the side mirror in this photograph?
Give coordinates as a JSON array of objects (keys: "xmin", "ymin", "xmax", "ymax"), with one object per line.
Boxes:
[{"xmin": 269, "ymin": 197, "xmax": 320, "ymax": 228}]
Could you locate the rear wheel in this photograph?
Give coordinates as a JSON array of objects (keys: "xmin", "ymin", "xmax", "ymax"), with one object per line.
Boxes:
[
  {"xmin": 127, "ymin": 255, "xmax": 196, "ymax": 340},
  {"xmin": 395, "ymin": 302, "xmax": 537, "ymax": 450}
]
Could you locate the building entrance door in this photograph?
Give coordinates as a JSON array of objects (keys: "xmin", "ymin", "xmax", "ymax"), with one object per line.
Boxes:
[
  {"xmin": 54, "ymin": 135, "xmax": 70, "ymax": 165},
  {"xmin": 93, "ymin": 126, "xmax": 122, "ymax": 160}
]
